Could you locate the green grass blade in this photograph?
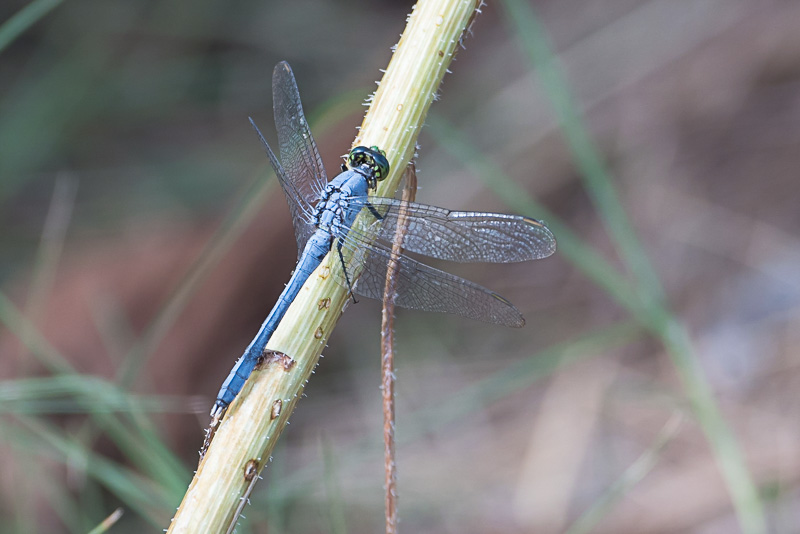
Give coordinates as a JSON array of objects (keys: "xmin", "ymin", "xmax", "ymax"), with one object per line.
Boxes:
[
  {"xmin": 0, "ymin": 290, "xmax": 74, "ymax": 374},
  {"xmin": 499, "ymin": 0, "xmax": 664, "ymax": 304},
  {"xmin": 432, "ymin": 4, "xmax": 768, "ymax": 526},
  {"xmin": 0, "ymin": 0, "xmax": 63, "ymax": 55},
  {"xmin": 0, "ymin": 291, "xmax": 189, "ymax": 490},
  {"xmin": 565, "ymin": 414, "xmax": 683, "ymax": 534},
  {"xmin": 432, "ymin": 112, "xmax": 767, "ymax": 534},
  {"xmin": 0, "ymin": 375, "xmax": 187, "ymax": 413},
  {"xmin": 10, "ymin": 415, "xmax": 172, "ymax": 527}
]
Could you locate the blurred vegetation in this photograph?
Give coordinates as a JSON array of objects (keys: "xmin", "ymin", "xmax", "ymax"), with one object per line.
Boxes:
[{"xmin": 2, "ymin": 0, "xmax": 799, "ymax": 533}]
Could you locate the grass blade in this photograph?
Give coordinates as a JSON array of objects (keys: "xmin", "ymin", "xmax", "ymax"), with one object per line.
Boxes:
[{"xmin": 0, "ymin": 0, "xmax": 63, "ymax": 55}]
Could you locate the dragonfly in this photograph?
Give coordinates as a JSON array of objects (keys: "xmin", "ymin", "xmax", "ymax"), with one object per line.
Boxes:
[{"xmin": 211, "ymin": 61, "xmax": 556, "ymax": 417}]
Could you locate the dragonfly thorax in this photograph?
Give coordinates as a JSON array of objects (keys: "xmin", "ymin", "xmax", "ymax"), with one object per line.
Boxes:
[{"xmin": 312, "ymin": 169, "xmax": 370, "ymax": 234}]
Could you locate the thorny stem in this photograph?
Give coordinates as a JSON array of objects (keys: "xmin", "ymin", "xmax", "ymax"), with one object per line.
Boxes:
[{"xmin": 166, "ymin": 1, "xmax": 483, "ymax": 532}]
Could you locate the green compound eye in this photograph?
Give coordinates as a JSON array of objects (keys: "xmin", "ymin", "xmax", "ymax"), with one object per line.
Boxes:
[{"xmin": 348, "ymin": 146, "xmax": 390, "ymax": 186}]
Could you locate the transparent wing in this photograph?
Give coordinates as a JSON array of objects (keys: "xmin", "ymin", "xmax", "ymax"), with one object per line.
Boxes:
[
  {"xmin": 249, "ymin": 118, "xmax": 317, "ymax": 259},
  {"xmin": 271, "ymin": 61, "xmax": 329, "ymax": 256},
  {"xmin": 337, "ymin": 233, "xmax": 526, "ymax": 327},
  {"xmin": 353, "ymin": 197, "xmax": 557, "ymax": 263}
]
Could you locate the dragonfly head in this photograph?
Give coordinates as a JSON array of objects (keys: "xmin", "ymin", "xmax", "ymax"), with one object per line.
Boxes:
[{"xmin": 348, "ymin": 146, "xmax": 390, "ymax": 189}]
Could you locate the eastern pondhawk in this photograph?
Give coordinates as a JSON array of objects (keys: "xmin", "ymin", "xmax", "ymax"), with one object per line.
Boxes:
[{"xmin": 211, "ymin": 62, "xmax": 556, "ymax": 417}]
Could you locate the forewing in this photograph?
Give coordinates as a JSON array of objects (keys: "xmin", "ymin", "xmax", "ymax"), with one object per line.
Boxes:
[
  {"xmin": 271, "ymin": 61, "xmax": 329, "ymax": 255},
  {"xmin": 359, "ymin": 198, "xmax": 556, "ymax": 263},
  {"xmin": 249, "ymin": 118, "xmax": 317, "ymax": 259}
]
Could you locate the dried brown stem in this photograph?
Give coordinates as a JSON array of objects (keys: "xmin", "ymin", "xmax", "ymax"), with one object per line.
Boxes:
[{"xmin": 381, "ymin": 164, "xmax": 418, "ymax": 534}]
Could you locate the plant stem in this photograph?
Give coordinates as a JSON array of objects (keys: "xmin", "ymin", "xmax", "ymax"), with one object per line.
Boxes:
[
  {"xmin": 381, "ymin": 165, "xmax": 418, "ymax": 534},
  {"xmin": 166, "ymin": 1, "xmax": 482, "ymax": 532}
]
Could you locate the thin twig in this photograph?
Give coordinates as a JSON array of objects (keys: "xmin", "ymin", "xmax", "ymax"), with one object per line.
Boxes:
[{"xmin": 380, "ymin": 164, "xmax": 417, "ymax": 534}]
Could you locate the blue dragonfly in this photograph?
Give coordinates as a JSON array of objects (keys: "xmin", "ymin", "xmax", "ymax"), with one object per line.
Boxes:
[{"xmin": 211, "ymin": 62, "xmax": 556, "ymax": 417}]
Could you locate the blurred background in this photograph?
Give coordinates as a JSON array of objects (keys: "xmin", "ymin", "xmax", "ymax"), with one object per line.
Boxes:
[{"xmin": 1, "ymin": 0, "xmax": 799, "ymax": 532}]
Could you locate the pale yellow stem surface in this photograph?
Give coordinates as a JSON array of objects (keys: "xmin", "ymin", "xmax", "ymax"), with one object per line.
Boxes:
[{"xmin": 167, "ymin": 1, "xmax": 481, "ymax": 532}]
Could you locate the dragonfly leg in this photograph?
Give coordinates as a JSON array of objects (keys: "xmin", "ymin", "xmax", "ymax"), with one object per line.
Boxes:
[
  {"xmin": 365, "ymin": 201, "xmax": 383, "ymax": 221},
  {"xmin": 336, "ymin": 240, "xmax": 359, "ymax": 304}
]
